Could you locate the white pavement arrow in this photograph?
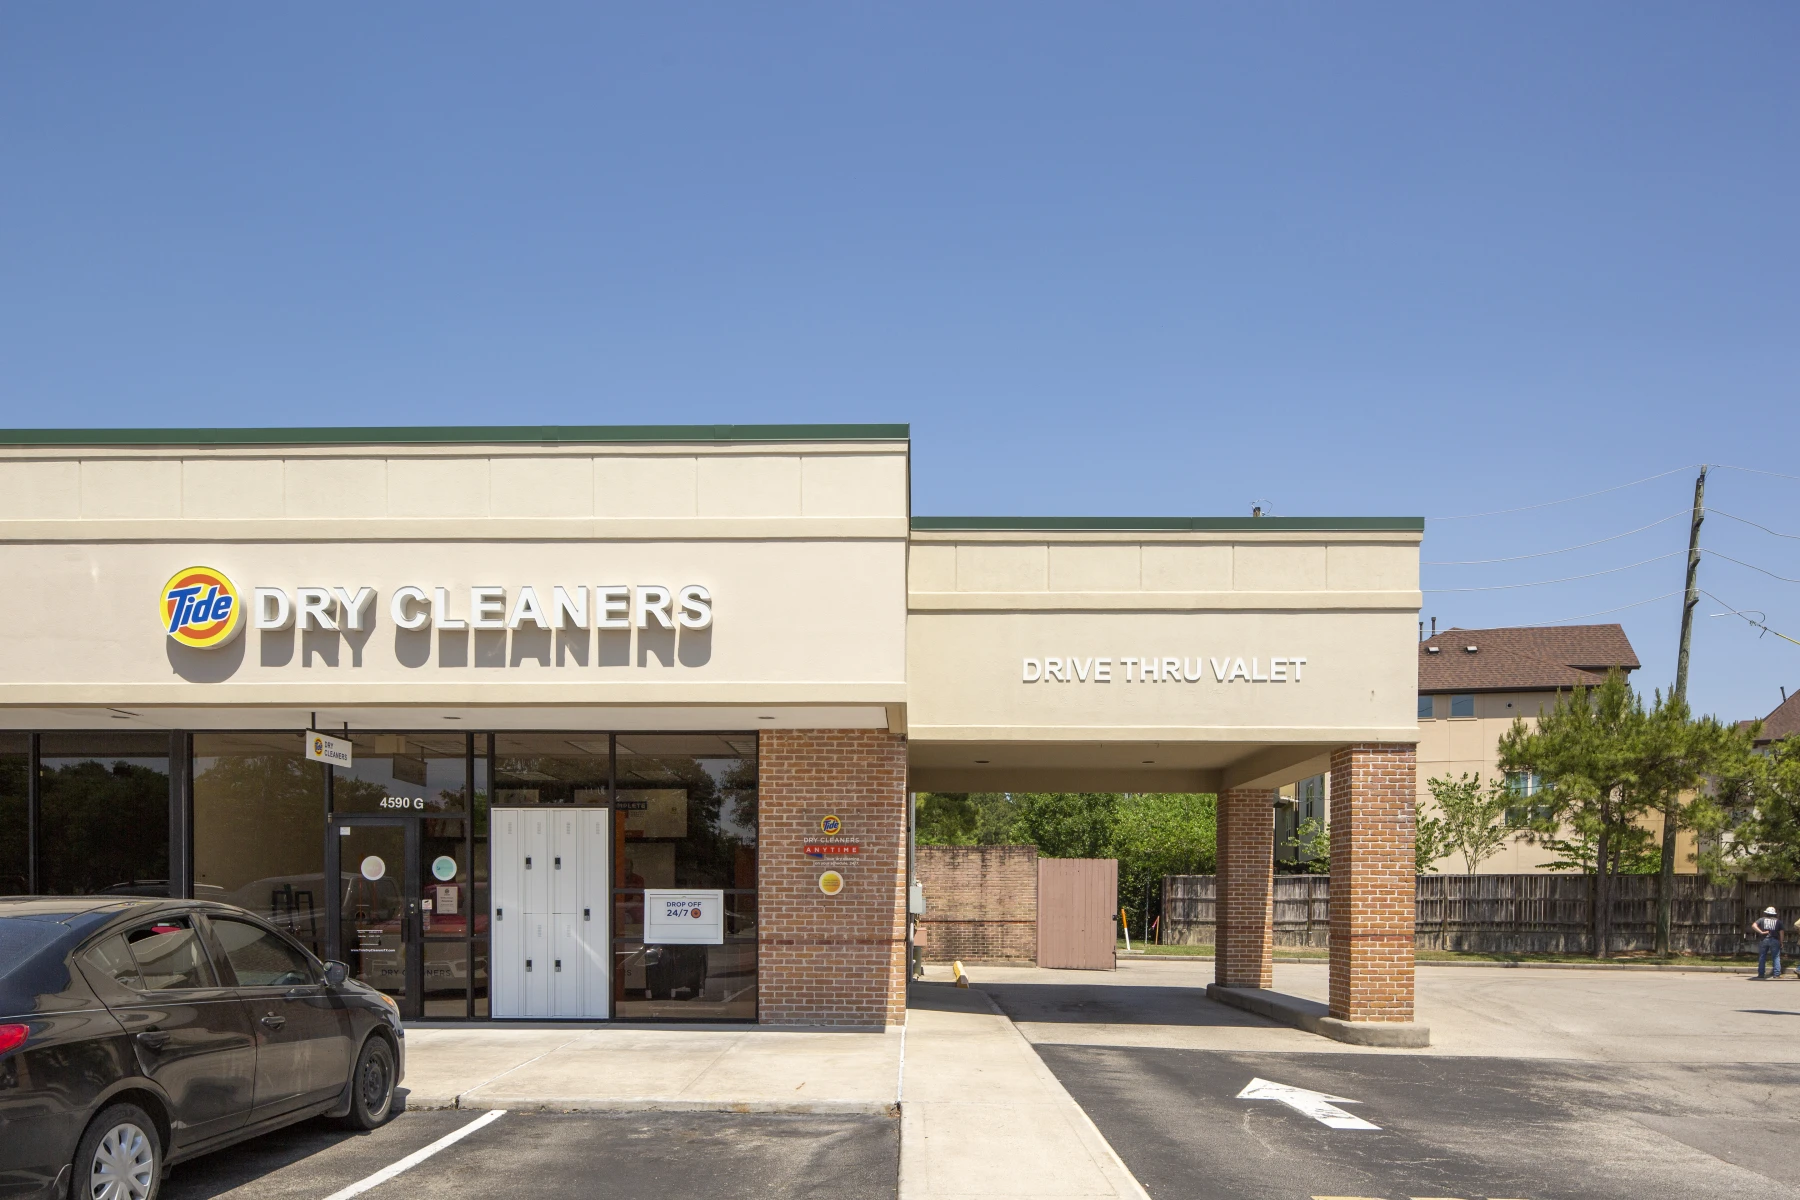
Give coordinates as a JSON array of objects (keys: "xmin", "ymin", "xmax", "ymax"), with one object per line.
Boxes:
[{"xmin": 1235, "ymin": 1077, "xmax": 1381, "ymax": 1130}]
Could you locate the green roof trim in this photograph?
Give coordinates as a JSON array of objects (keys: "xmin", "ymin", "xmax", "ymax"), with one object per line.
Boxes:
[
  {"xmin": 911, "ymin": 516, "xmax": 1425, "ymax": 532},
  {"xmin": 0, "ymin": 423, "xmax": 910, "ymax": 447}
]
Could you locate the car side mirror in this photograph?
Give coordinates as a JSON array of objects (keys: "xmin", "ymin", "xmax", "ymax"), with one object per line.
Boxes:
[{"xmin": 323, "ymin": 961, "xmax": 349, "ymax": 986}]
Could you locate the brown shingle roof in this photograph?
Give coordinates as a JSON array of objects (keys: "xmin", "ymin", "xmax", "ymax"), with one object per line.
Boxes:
[
  {"xmin": 1419, "ymin": 624, "xmax": 1640, "ymax": 694},
  {"xmin": 1755, "ymin": 691, "xmax": 1800, "ymax": 745}
]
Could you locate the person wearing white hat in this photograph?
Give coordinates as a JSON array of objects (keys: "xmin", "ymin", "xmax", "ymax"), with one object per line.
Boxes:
[{"xmin": 1750, "ymin": 906, "xmax": 1785, "ymax": 980}]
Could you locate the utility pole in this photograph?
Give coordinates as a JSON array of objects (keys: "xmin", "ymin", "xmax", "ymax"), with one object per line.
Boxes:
[{"xmin": 1658, "ymin": 465, "xmax": 1706, "ymax": 955}]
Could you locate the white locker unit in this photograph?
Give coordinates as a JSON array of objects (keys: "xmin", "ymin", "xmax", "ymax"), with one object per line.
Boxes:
[{"xmin": 490, "ymin": 807, "xmax": 610, "ymax": 1019}]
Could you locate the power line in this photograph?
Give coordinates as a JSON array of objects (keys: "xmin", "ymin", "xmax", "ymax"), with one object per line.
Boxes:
[
  {"xmin": 1703, "ymin": 589, "xmax": 1800, "ymax": 649},
  {"xmin": 1713, "ymin": 464, "xmax": 1800, "ymax": 484},
  {"xmin": 1425, "ymin": 465, "xmax": 1697, "ymax": 522},
  {"xmin": 1423, "ymin": 550, "xmax": 1682, "ymax": 593},
  {"xmin": 1709, "ymin": 508, "xmax": 1800, "ymax": 542},
  {"xmin": 1520, "ymin": 591, "xmax": 1683, "ymax": 627},
  {"xmin": 1702, "ymin": 548, "xmax": 1800, "ymax": 585},
  {"xmin": 1424, "ymin": 510, "xmax": 1686, "ymax": 565}
]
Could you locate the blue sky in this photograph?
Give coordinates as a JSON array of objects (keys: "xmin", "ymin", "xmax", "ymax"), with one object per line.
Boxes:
[{"xmin": 2, "ymin": 5, "xmax": 1796, "ymax": 721}]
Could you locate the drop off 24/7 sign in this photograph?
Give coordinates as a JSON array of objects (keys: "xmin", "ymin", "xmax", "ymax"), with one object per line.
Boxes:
[{"xmin": 644, "ymin": 889, "xmax": 725, "ymax": 945}]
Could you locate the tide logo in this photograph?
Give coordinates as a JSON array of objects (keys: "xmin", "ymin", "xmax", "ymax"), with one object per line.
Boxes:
[{"xmin": 160, "ymin": 567, "xmax": 244, "ymax": 648}]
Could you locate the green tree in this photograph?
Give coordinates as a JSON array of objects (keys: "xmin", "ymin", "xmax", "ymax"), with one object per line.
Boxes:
[
  {"xmin": 1110, "ymin": 793, "xmax": 1216, "ymax": 937},
  {"xmin": 1697, "ymin": 733, "xmax": 1800, "ymax": 881},
  {"xmin": 915, "ymin": 792, "xmax": 1020, "ymax": 846},
  {"xmin": 1415, "ymin": 808, "xmax": 1452, "ymax": 875},
  {"xmin": 1011, "ymin": 792, "xmax": 1120, "ymax": 859},
  {"xmin": 1498, "ymin": 670, "xmax": 1746, "ymax": 957},
  {"xmin": 1425, "ymin": 773, "xmax": 1514, "ymax": 874},
  {"xmin": 1285, "ymin": 817, "xmax": 1330, "ymax": 875}
]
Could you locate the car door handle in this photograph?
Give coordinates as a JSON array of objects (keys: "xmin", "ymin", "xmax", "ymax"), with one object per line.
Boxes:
[
  {"xmin": 260, "ymin": 1015, "xmax": 287, "ymax": 1030},
  {"xmin": 135, "ymin": 1031, "xmax": 171, "ymax": 1049}
]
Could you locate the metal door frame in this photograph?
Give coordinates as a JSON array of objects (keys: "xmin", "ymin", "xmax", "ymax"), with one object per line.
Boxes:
[{"xmin": 325, "ymin": 813, "xmax": 423, "ymax": 1021}]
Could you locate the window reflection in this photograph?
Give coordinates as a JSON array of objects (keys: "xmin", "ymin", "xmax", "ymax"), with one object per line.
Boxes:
[
  {"xmin": 613, "ymin": 733, "xmax": 757, "ymax": 1020},
  {"xmin": 334, "ymin": 733, "xmax": 469, "ymax": 814},
  {"xmin": 39, "ymin": 733, "xmax": 171, "ymax": 896},
  {"xmin": 0, "ymin": 735, "xmax": 25, "ymax": 896},
  {"xmin": 193, "ymin": 733, "xmax": 327, "ymax": 957}
]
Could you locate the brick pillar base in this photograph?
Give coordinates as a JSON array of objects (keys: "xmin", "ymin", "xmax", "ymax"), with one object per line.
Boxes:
[
  {"xmin": 758, "ymin": 729, "xmax": 908, "ymax": 1027},
  {"xmin": 1328, "ymin": 743, "xmax": 1417, "ymax": 1022},
  {"xmin": 1216, "ymin": 787, "xmax": 1274, "ymax": 988}
]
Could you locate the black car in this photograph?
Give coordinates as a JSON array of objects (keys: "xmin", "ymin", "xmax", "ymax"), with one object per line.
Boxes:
[{"xmin": 0, "ymin": 897, "xmax": 404, "ymax": 1200}]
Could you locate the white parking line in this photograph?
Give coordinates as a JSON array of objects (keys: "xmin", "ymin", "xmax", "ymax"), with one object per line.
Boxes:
[{"xmin": 321, "ymin": 1109, "xmax": 507, "ymax": 1200}]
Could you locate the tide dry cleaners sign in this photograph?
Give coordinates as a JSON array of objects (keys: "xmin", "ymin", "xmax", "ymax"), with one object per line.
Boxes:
[
  {"xmin": 161, "ymin": 565, "xmax": 713, "ymax": 646},
  {"xmin": 1023, "ymin": 655, "xmax": 1308, "ymax": 683}
]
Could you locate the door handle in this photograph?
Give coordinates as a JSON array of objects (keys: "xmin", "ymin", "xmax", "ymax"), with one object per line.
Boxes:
[
  {"xmin": 260, "ymin": 1014, "xmax": 287, "ymax": 1030},
  {"xmin": 526, "ymin": 958, "xmax": 533, "ymax": 972},
  {"xmin": 583, "ymin": 908, "xmax": 590, "ymax": 921},
  {"xmin": 135, "ymin": 1031, "xmax": 170, "ymax": 1049},
  {"xmin": 554, "ymin": 959, "xmax": 562, "ymax": 972}
]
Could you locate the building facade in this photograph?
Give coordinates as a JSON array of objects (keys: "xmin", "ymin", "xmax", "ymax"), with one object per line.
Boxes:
[
  {"xmin": 0, "ymin": 424, "xmax": 1426, "ymax": 1030},
  {"xmin": 1411, "ymin": 623, "xmax": 1700, "ymax": 873}
]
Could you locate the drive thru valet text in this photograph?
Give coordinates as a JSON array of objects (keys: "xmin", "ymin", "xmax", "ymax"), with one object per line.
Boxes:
[{"xmin": 1022, "ymin": 655, "xmax": 1307, "ymax": 683}]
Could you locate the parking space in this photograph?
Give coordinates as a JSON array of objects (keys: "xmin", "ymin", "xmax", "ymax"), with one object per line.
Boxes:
[
  {"xmin": 162, "ymin": 1109, "xmax": 899, "ymax": 1200},
  {"xmin": 1038, "ymin": 1044, "xmax": 1800, "ymax": 1200},
  {"xmin": 959, "ymin": 959, "xmax": 1800, "ymax": 1200}
]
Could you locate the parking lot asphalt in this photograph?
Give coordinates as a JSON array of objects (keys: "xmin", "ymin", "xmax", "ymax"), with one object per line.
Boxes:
[
  {"xmin": 162, "ymin": 1108, "xmax": 899, "ymax": 1200},
  {"xmin": 1036, "ymin": 1043, "xmax": 1800, "ymax": 1200}
]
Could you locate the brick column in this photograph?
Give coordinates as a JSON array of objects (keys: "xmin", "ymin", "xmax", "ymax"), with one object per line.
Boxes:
[
  {"xmin": 758, "ymin": 729, "xmax": 909, "ymax": 1027},
  {"xmin": 1215, "ymin": 787, "xmax": 1274, "ymax": 988},
  {"xmin": 1328, "ymin": 743, "xmax": 1417, "ymax": 1022}
]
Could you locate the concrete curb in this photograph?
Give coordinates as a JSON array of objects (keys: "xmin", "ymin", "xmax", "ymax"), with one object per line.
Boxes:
[
  {"xmin": 1204, "ymin": 982, "xmax": 1431, "ymax": 1048},
  {"xmin": 1126, "ymin": 952, "xmax": 1756, "ymax": 974},
  {"xmin": 404, "ymin": 1092, "xmax": 898, "ymax": 1116}
]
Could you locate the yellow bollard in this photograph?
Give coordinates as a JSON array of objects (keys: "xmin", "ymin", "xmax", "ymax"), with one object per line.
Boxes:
[{"xmin": 952, "ymin": 959, "xmax": 969, "ymax": 988}]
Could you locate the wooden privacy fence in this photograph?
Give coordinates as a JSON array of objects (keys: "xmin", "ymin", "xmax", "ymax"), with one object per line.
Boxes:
[{"xmin": 1162, "ymin": 874, "xmax": 1800, "ymax": 955}]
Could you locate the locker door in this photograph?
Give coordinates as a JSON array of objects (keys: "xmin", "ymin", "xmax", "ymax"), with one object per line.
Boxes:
[
  {"xmin": 489, "ymin": 811, "xmax": 523, "ymax": 1018},
  {"xmin": 551, "ymin": 813, "xmax": 582, "ymax": 916},
  {"xmin": 580, "ymin": 810, "xmax": 611, "ymax": 1017},
  {"xmin": 549, "ymin": 914, "xmax": 585, "ymax": 1018},
  {"xmin": 523, "ymin": 914, "xmax": 551, "ymax": 1018},
  {"xmin": 522, "ymin": 811, "xmax": 551, "ymax": 916}
]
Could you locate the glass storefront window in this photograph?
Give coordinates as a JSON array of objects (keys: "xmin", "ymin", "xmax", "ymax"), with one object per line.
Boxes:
[
  {"xmin": 193, "ymin": 733, "xmax": 327, "ymax": 958},
  {"xmin": 613, "ymin": 733, "xmax": 757, "ymax": 1020},
  {"xmin": 333, "ymin": 733, "xmax": 470, "ymax": 814},
  {"xmin": 39, "ymin": 733, "xmax": 171, "ymax": 896},
  {"xmin": 493, "ymin": 734, "xmax": 611, "ymax": 806},
  {"xmin": 0, "ymin": 735, "xmax": 25, "ymax": 896}
]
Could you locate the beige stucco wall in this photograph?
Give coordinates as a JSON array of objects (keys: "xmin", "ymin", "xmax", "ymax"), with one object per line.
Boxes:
[
  {"xmin": 0, "ymin": 440, "xmax": 909, "ymax": 726},
  {"xmin": 907, "ymin": 528, "xmax": 1422, "ymax": 792},
  {"xmin": 1415, "ymin": 689, "xmax": 1698, "ymax": 874}
]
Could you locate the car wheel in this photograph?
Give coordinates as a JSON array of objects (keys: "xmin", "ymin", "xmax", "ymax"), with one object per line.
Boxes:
[
  {"xmin": 74, "ymin": 1103, "xmax": 161, "ymax": 1200},
  {"xmin": 337, "ymin": 1035, "xmax": 397, "ymax": 1130}
]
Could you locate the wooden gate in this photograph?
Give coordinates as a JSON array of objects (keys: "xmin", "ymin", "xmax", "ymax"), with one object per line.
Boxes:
[{"xmin": 1037, "ymin": 858, "xmax": 1118, "ymax": 970}]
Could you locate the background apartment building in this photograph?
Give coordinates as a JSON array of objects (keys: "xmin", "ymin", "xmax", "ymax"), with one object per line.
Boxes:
[{"xmin": 1411, "ymin": 623, "xmax": 1694, "ymax": 874}]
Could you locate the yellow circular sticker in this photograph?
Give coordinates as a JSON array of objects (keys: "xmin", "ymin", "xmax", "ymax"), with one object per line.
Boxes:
[
  {"xmin": 820, "ymin": 814, "xmax": 843, "ymax": 836},
  {"xmin": 818, "ymin": 870, "xmax": 844, "ymax": 896},
  {"xmin": 160, "ymin": 566, "xmax": 244, "ymax": 648}
]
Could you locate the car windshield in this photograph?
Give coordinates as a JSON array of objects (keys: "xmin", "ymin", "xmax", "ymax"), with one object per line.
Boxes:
[{"xmin": 0, "ymin": 918, "xmax": 80, "ymax": 981}]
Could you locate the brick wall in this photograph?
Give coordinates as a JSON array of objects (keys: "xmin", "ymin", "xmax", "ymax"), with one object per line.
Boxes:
[
  {"xmin": 915, "ymin": 845, "xmax": 1038, "ymax": 963},
  {"xmin": 1329, "ymin": 743, "xmax": 1417, "ymax": 1022},
  {"xmin": 757, "ymin": 729, "xmax": 909, "ymax": 1027},
  {"xmin": 1216, "ymin": 787, "xmax": 1275, "ymax": 988}
]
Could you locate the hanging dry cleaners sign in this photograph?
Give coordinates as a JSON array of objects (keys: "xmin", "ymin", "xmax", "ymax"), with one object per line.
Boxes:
[
  {"xmin": 160, "ymin": 566, "xmax": 713, "ymax": 646},
  {"xmin": 1022, "ymin": 655, "xmax": 1309, "ymax": 683}
]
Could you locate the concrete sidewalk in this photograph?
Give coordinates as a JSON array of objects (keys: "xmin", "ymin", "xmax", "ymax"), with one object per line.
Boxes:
[
  {"xmin": 401, "ymin": 1024, "xmax": 903, "ymax": 1113},
  {"xmin": 900, "ymin": 983, "xmax": 1149, "ymax": 1200},
  {"xmin": 398, "ymin": 988, "xmax": 1152, "ymax": 1199}
]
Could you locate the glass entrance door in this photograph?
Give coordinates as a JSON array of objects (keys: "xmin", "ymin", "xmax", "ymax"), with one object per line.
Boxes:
[{"xmin": 332, "ymin": 819, "xmax": 418, "ymax": 1018}]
